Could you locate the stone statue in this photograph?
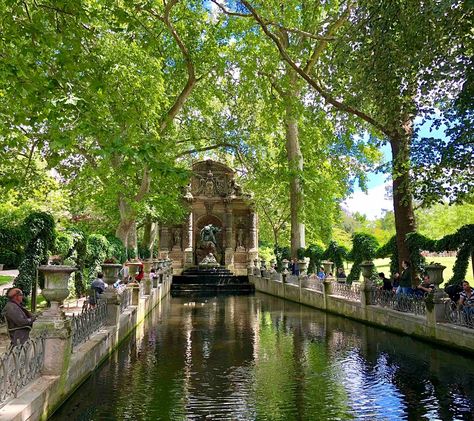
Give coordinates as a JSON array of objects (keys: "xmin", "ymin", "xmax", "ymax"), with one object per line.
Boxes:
[
  {"xmin": 205, "ymin": 170, "xmax": 214, "ymax": 196},
  {"xmin": 236, "ymin": 228, "xmax": 245, "ymax": 249},
  {"xmin": 200, "ymin": 224, "xmax": 221, "ymax": 246},
  {"xmin": 173, "ymin": 229, "xmax": 181, "ymax": 246}
]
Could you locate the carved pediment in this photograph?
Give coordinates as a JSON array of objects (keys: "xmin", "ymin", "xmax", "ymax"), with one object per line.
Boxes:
[{"xmin": 190, "ymin": 159, "xmax": 246, "ymax": 198}]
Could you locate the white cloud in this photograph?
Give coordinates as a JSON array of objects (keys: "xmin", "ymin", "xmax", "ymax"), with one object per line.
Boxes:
[{"xmin": 343, "ymin": 182, "xmax": 393, "ymax": 220}]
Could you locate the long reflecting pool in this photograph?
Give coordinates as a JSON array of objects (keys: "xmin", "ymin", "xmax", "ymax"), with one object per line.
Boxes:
[{"xmin": 51, "ymin": 293, "xmax": 474, "ymax": 420}]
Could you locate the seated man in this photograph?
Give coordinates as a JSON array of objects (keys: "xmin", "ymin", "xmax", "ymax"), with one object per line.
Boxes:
[
  {"xmin": 2, "ymin": 288, "xmax": 36, "ymax": 346},
  {"xmin": 415, "ymin": 274, "xmax": 434, "ymax": 297},
  {"xmin": 458, "ymin": 281, "xmax": 474, "ymax": 316},
  {"xmin": 89, "ymin": 272, "xmax": 107, "ymax": 305}
]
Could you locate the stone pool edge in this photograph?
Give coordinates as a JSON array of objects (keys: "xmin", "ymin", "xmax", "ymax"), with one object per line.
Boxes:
[
  {"xmin": 250, "ymin": 275, "xmax": 474, "ymax": 354},
  {"xmin": 0, "ymin": 278, "xmax": 171, "ymax": 421}
]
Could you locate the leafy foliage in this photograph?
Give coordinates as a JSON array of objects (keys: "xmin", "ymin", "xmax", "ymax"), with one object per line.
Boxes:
[
  {"xmin": 347, "ymin": 233, "xmax": 379, "ymax": 283},
  {"xmin": 305, "ymin": 244, "xmax": 324, "ymax": 275},
  {"xmin": 85, "ymin": 234, "xmax": 110, "ymax": 285},
  {"xmin": 406, "ymin": 225, "xmax": 474, "ymax": 285},
  {"xmin": 322, "ymin": 241, "xmax": 348, "ymax": 271},
  {"xmin": 14, "ymin": 212, "xmax": 55, "ymax": 296}
]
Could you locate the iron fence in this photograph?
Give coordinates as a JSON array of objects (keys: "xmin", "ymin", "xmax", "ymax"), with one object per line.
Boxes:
[
  {"xmin": 444, "ymin": 302, "xmax": 474, "ymax": 329},
  {"xmin": 119, "ymin": 287, "xmax": 132, "ymax": 313},
  {"xmin": 330, "ymin": 281, "xmax": 361, "ymax": 302},
  {"xmin": 0, "ymin": 335, "xmax": 44, "ymax": 404},
  {"xmin": 371, "ymin": 289, "xmax": 426, "ymax": 316},
  {"xmin": 70, "ymin": 299, "xmax": 107, "ymax": 350}
]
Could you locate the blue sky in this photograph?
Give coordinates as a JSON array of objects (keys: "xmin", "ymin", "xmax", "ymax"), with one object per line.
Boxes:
[{"xmin": 344, "ymin": 120, "xmax": 448, "ymax": 219}]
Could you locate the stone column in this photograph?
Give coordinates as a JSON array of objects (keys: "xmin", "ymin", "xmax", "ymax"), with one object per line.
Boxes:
[
  {"xmin": 159, "ymin": 226, "xmax": 170, "ymax": 259},
  {"xmin": 142, "ymin": 259, "xmax": 153, "ymax": 295},
  {"xmin": 224, "ymin": 202, "xmax": 234, "ymax": 268},
  {"xmin": 101, "ymin": 263, "xmax": 122, "ymax": 326},
  {"xmin": 360, "ymin": 261, "xmax": 375, "ymax": 307},
  {"xmin": 33, "ymin": 265, "xmax": 75, "ymax": 376},
  {"xmin": 184, "ymin": 212, "xmax": 194, "ymax": 267},
  {"xmin": 248, "ymin": 209, "xmax": 258, "ymax": 264},
  {"xmin": 425, "ymin": 263, "xmax": 448, "ymax": 326}
]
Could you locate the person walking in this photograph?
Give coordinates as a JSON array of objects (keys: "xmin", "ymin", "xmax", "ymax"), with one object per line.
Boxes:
[{"xmin": 2, "ymin": 288, "xmax": 36, "ymax": 346}]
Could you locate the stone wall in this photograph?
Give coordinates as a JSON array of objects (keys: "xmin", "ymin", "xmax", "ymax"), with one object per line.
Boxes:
[
  {"xmin": 250, "ymin": 275, "xmax": 474, "ymax": 354},
  {"xmin": 0, "ymin": 276, "xmax": 172, "ymax": 421}
]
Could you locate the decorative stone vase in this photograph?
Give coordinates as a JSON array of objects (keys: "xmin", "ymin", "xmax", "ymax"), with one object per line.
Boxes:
[
  {"xmin": 260, "ymin": 259, "xmax": 266, "ymax": 269},
  {"xmin": 142, "ymin": 259, "xmax": 153, "ymax": 275},
  {"xmin": 297, "ymin": 260, "xmax": 308, "ymax": 276},
  {"xmin": 101, "ymin": 263, "xmax": 123, "ymax": 288},
  {"xmin": 425, "ymin": 263, "xmax": 448, "ymax": 300},
  {"xmin": 39, "ymin": 265, "xmax": 76, "ymax": 318},
  {"xmin": 360, "ymin": 261, "xmax": 374, "ymax": 279},
  {"xmin": 360, "ymin": 261, "xmax": 375, "ymax": 290},
  {"xmin": 127, "ymin": 261, "xmax": 142, "ymax": 286},
  {"xmin": 282, "ymin": 259, "xmax": 289, "ymax": 274},
  {"xmin": 253, "ymin": 258, "xmax": 259, "ymax": 268},
  {"xmin": 322, "ymin": 261, "xmax": 333, "ymax": 277}
]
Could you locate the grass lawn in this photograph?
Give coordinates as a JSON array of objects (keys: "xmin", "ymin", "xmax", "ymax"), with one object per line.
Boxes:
[
  {"xmin": 346, "ymin": 256, "xmax": 473, "ymax": 285},
  {"xmin": 0, "ymin": 275, "xmax": 13, "ymax": 285}
]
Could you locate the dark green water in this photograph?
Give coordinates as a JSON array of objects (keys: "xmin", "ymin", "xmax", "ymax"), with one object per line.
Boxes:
[{"xmin": 51, "ymin": 293, "xmax": 474, "ymax": 420}]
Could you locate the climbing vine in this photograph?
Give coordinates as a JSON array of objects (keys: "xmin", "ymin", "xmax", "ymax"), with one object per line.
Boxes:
[
  {"xmin": 376, "ymin": 235, "xmax": 399, "ymax": 276},
  {"xmin": 406, "ymin": 224, "xmax": 474, "ymax": 285},
  {"xmin": 14, "ymin": 212, "xmax": 55, "ymax": 296}
]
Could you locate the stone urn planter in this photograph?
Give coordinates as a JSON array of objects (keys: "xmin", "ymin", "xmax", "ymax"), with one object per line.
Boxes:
[
  {"xmin": 322, "ymin": 261, "xmax": 333, "ymax": 278},
  {"xmin": 127, "ymin": 261, "xmax": 143, "ymax": 283},
  {"xmin": 142, "ymin": 259, "xmax": 153, "ymax": 275},
  {"xmin": 297, "ymin": 260, "xmax": 308, "ymax": 276},
  {"xmin": 39, "ymin": 265, "xmax": 76, "ymax": 318},
  {"xmin": 101, "ymin": 263, "xmax": 123, "ymax": 288},
  {"xmin": 425, "ymin": 263, "xmax": 448, "ymax": 300},
  {"xmin": 360, "ymin": 261, "xmax": 375, "ymax": 289},
  {"xmin": 281, "ymin": 259, "xmax": 289, "ymax": 274}
]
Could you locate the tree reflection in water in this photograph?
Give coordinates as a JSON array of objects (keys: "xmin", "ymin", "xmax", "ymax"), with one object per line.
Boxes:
[{"xmin": 51, "ymin": 293, "xmax": 474, "ymax": 421}]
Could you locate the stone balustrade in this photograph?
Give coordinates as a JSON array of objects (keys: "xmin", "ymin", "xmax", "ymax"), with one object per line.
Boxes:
[
  {"xmin": 250, "ymin": 261, "xmax": 474, "ymax": 354},
  {"xmin": 0, "ymin": 266, "xmax": 173, "ymax": 420}
]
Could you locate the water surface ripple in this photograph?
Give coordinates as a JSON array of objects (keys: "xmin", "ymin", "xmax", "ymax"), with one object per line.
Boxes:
[{"xmin": 51, "ymin": 294, "xmax": 474, "ymax": 420}]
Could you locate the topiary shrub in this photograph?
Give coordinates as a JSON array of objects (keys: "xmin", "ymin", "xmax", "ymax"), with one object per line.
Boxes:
[
  {"xmin": 322, "ymin": 240, "xmax": 348, "ymax": 270},
  {"xmin": 85, "ymin": 234, "xmax": 110, "ymax": 285},
  {"xmin": 347, "ymin": 233, "xmax": 379, "ymax": 283},
  {"xmin": 274, "ymin": 245, "xmax": 290, "ymax": 272},
  {"xmin": 305, "ymin": 244, "xmax": 324, "ymax": 274},
  {"xmin": 14, "ymin": 212, "xmax": 55, "ymax": 296}
]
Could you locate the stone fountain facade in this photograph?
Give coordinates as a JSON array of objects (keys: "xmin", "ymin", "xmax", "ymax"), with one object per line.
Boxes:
[{"xmin": 158, "ymin": 160, "xmax": 258, "ymax": 275}]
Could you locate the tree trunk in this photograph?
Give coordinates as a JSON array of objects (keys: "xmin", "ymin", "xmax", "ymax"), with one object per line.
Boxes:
[
  {"xmin": 141, "ymin": 215, "xmax": 157, "ymax": 258},
  {"xmin": 116, "ymin": 195, "xmax": 136, "ymax": 253},
  {"xmin": 390, "ymin": 123, "xmax": 416, "ymax": 273},
  {"xmin": 284, "ymin": 92, "xmax": 305, "ymax": 258}
]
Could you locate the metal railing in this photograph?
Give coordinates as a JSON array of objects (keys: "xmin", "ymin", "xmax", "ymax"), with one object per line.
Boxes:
[
  {"xmin": 444, "ymin": 302, "xmax": 474, "ymax": 329},
  {"xmin": 0, "ymin": 336, "xmax": 44, "ymax": 404},
  {"xmin": 330, "ymin": 281, "xmax": 361, "ymax": 302},
  {"xmin": 371, "ymin": 289, "xmax": 426, "ymax": 316},
  {"xmin": 119, "ymin": 288, "xmax": 132, "ymax": 313},
  {"xmin": 70, "ymin": 300, "xmax": 107, "ymax": 350}
]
